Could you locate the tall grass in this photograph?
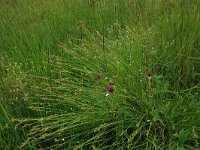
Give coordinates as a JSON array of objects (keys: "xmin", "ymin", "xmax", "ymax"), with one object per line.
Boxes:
[{"xmin": 0, "ymin": 0, "xmax": 200, "ymax": 149}]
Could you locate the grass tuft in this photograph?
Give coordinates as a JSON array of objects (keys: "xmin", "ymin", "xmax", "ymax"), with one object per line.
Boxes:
[{"xmin": 1, "ymin": 0, "xmax": 200, "ymax": 149}]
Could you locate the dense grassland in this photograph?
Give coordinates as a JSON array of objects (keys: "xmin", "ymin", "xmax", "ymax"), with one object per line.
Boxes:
[{"xmin": 0, "ymin": 0, "xmax": 200, "ymax": 149}]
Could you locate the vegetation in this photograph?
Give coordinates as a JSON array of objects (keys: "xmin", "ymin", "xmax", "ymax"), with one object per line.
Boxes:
[{"xmin": 0, "ymin": 0, "xmax": 200, "ymax": 149}]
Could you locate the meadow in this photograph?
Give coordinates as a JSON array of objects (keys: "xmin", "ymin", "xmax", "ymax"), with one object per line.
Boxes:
[{"xmin": 0, "ymin": 0, "xmax": 200, "ymax": 149}]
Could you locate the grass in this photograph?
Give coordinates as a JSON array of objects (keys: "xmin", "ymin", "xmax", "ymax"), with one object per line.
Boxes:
[{"xmin": 0, "ymin": 0, "xmax": 200, "ymax": 149}]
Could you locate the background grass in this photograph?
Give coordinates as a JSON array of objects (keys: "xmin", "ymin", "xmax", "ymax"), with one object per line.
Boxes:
[{"xmin": 0, "ymin": 0, "xmax": 200, "ymax": 149}]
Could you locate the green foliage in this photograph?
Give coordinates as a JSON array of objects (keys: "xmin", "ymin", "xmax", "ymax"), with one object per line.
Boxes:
[{"xmin": 0, "ymin": 0, "xmax": 200, "ymax": 149}]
